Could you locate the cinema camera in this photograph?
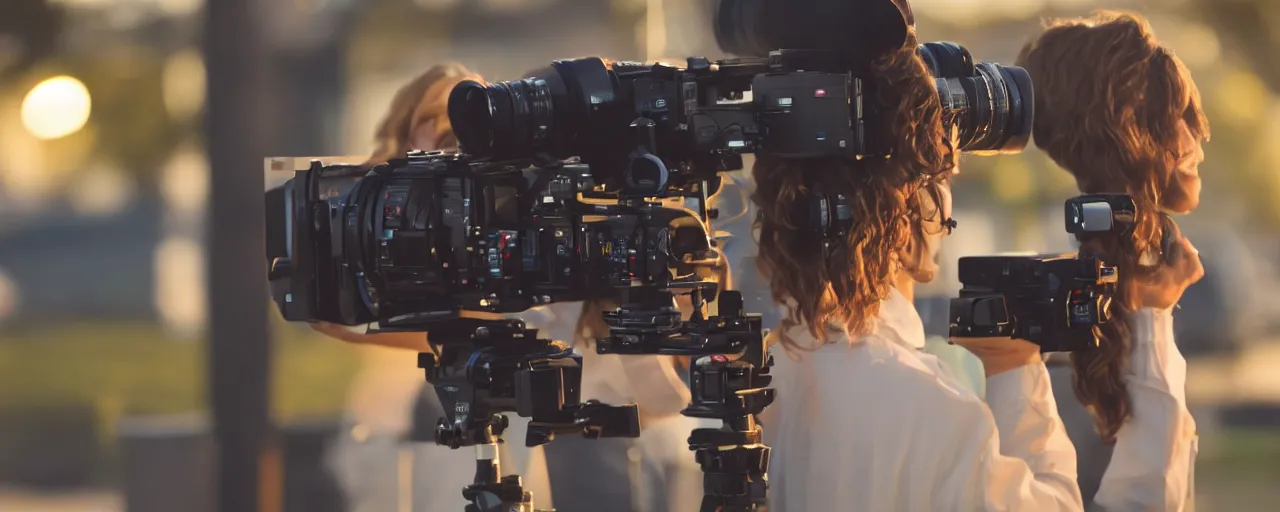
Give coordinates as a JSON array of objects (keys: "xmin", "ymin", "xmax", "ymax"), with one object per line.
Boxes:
[
  {"xmin": 264, "ymin": 4, "xmax": 1034, "ymax": 510},
  {"xmin": 949, "ymin": 195, "xmax": 1136, "ymax": 353},
  {"xmin": 266, "ymin": 148, "xmax": 759, "ymax": 512}
]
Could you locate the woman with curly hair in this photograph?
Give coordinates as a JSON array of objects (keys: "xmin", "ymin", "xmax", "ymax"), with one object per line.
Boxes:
[
  {"xmin": 755, "ymin": 7, "xmax": 1082, "ymax": 511},
  {"xmin": 1018, "ymin": 11, "xmax": 1207, "ymax": 510}
]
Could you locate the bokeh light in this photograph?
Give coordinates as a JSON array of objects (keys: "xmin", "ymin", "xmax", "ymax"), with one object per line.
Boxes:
[
  {"xmin": 0, "ymin": 98, "xmax": 53, "ymax": 204},
  {"xmin": 156, "ymin": 0, "xmax": 203, "ymax": 17},
  {"xmin": 162, "ymin": 49, "xmax": 207, "ymax": 120},
  {"xmin": 20, "ymin": 75, "xmax": 93, "ymax": 141},
  {"xmin": 1214, "ymin": 68, "xmax": 1270, "ymax": 126},
  {"xmin": 67, "ymin": 162, "xmax": 136, "ymax": 217},
  {"xmin": 160, "ymin": 143, "xmax": 211, "ymax": 214},
  {"xmin": 154, "ymin": 235, "xmax": 206, "ymax": 340}
]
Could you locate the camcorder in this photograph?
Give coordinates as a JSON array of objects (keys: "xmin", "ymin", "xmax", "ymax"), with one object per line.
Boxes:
[
  {"xmin": 263, "ymin": 0, "xmax": 1035, "ymax": 508},
  {"xmin": 949, "ymin": 195, "xmax": 1135, "ymax": 352}
]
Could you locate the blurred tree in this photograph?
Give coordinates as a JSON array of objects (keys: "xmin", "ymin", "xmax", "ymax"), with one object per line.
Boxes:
[{"xmin": 0, "ymin": 0, "xmax": 64, "ymax": 82}]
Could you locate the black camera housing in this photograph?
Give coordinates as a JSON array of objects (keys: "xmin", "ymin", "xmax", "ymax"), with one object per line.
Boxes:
[
  {"xmin": 949, "ymin": 195, "xmax": 1136, "ymax": 353},
  {"xmin": 950, "ymin": 253, "xmax": 1118, "ymax": 353},
  {"xmin": 265, "ymin": 151, "xmax": 719, "ymax": 330},
  {"xmin": 448, "ymin": 43, "xmax": 1033, "ymax": 197}
]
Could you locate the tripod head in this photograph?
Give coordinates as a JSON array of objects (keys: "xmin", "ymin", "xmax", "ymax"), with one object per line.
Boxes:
[
  {"xmin": 417, "ymin": 318, "xmax": 641, "ymax": 512},
  {"xmin": 417, "ymin": 318, "xmax": 641, "ymax": 448},
  {"xmin": 596, "ymin": 287, "xmax": 774, "ymax": 511}
]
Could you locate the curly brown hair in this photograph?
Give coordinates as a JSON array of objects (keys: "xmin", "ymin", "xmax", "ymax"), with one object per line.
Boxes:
[
  {"xmin": 1016, "ymin": 11, "xmax": 1209, "ymax": 442},
  {"xmin": 753, "ymin": 32, "xmax": 956, "ymax": 351},
  {"xmin": 365, "ymin": 61, "xmax": 482, "ymax": 166}
]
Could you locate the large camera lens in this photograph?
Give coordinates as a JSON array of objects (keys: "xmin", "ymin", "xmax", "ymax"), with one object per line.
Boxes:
[
  {"xmin": 448, "ymin": 57, "xmax": 623, "ymax": 161},
  {"xmin": 448, "ymin": 78, "xmax": 556, "ymax": 159},
  {"xmin": 919, "ymin": 42, "xmax": 1033, "ymax": 154}
]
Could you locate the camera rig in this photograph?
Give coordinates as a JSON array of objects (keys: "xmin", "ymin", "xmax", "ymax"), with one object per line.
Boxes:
[
  {"xmin": 415, "ymin": 318, "xmax": 638, "ymax": 512},
  {"xmin": 949, "ymin": 195, "xmax": 1134, "ymax": 352},
  {"xmin": 265, "ymin": 149, "xmax": 768, "ymax": 511},
  {"xmin": 267, "ymin": 34, "xmax": 1037, "ymax": 510}
]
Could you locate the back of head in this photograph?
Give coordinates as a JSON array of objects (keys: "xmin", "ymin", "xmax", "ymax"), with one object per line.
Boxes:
[
  {"xmin": 367, "ymin": 61, "xmax": 483, "ymax": 165},
  {"xmin": 1016, "ymin": 11, "xmax": 1208, "ymax": 214},
  {"xmin": 753, "ymin": 30, "xmax": 955, "ymax": 350},
  {"xmin": 1016, "ymin": 11, "xmax": 1210, "ymax": 442}
]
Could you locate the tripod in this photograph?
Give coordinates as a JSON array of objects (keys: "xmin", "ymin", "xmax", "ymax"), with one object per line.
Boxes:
[
  {"xmin": 599, "ymin": 288, "xmax": 774, "ymax": 512},
  {"xmin": 417, "ymin": 318, "xmax": 641, "ymax": 512}
]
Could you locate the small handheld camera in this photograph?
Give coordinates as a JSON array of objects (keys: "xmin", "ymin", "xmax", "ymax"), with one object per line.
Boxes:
[{"xmin": 950, "ymin": 195, "xmax": 1132, "ymax": 352}]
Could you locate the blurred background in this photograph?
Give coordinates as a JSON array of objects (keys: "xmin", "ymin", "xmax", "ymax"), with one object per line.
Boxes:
[{"xmin": 0, "ymin": 0, "xmax": 1277, "ymax": 510}]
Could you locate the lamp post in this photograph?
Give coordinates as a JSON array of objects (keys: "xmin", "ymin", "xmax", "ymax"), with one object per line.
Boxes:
[{"xmin": 205, "ymin": 0, "xmax": 280, "ymax": 510}]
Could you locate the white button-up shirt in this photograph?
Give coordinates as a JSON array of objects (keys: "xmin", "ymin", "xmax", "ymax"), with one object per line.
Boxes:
[
  {"xmin": 763, "ymin": 288, "xmax": 1084, "ymax": 511},
  {"xmin": 1093, "ymin": 307, "xmax": 1198, "ymax": 511}
]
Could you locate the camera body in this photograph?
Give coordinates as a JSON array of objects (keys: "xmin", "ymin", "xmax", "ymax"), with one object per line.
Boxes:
[
  {"xmin": 266, "ymin": 150, "xmax": 718, "ymax": 330},
  {"xmin": 949, "ymin": 195, "xmax": 1132, "ymax": 352},
  {"xmin": 450, "ymin": 44, "xmax": 1033, "ymax": 197},
  {"xmin": 951, "ymin": 253, "xmax": 1118, "ymax": 352}
]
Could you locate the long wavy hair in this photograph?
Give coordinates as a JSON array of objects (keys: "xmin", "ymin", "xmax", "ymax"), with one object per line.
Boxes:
[
  {"xmin": 1017, "ymin": 11, "xmax": 1209, "ymax": 442},
  {"xmin": 365, "ymin": 61, "xmax": 482, "ymax": 166},
  {"xmin": 753, "ymin": 32, "xmax": 956, "ymax": 351}
]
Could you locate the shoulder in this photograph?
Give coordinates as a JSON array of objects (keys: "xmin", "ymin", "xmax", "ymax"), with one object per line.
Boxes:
[
  {"xmin": 870, "ymin": 335, "xmax": 984, "ymax": 402},
  {"xmin": 779, "ymin": 330, "xmax": 991, "ymax": 418}
]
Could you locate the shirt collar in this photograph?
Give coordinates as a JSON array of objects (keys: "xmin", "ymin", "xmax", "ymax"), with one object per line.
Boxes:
[{"xmin": 872, "ymin": 287, "xmax": 927, "ymax": 350}]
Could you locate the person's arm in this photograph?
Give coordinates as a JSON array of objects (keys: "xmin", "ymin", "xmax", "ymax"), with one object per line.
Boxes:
[
  {"xmin": 617, "ymin": 355, "xmax": 691, "ymax": 422},
  {"xmin": 311, "ymin": 310, "xmax": 505, "ymax": 352},
  {"xmin": 958, "ymin": 363, "xmax": 1084, "ymax": 511},
  {"xmin": 946, "ymin": 337, "xmax": 1083, "ymax": 510},
  {"xmin": 311, "ymin": 322, "xmax": 430, "ymax": 351},
  {"xmin": 1093, "ymin": 307, "xmax": 1196, "ymax": 511}
]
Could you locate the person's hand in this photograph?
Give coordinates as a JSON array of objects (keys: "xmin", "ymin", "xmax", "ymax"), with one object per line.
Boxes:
[
  {"xmin": 950, "ymin": 336, "xmax": 1043, "ymax": 378},
  {"xmin": 1135, "ymin": 234, "xmax": 1203, "ymax": 310},
  {"xmin": 309, "ymin": 321, "xmax": 430, "ymax": 352}
]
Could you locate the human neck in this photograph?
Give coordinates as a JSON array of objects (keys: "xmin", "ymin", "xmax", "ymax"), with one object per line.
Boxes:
[{"xmin": 894, "ymin": 271, "xmax": 915, "ymax": 303}]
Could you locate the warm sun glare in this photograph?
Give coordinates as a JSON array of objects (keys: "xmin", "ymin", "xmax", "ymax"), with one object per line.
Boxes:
[{"xmin": 20, "ymin": 75, "xmax": 93, "ymax": 141}]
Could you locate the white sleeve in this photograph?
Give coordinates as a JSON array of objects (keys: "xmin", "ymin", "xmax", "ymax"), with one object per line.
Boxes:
[
  {"xmin": 1094, "ymin": 308, "xmax": 1197, "ymax": 511},
  {"xmin": 952, "ymin": 363, "xmax": 1083, "ymax": 511},
  {"xmin": 618, "ymin": 355, "xmax": 691, "ymax": 419}
]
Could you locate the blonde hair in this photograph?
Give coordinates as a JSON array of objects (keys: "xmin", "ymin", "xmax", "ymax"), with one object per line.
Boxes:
[{"xmin": 366, "ymin": 62, "xmax": 483, "ymax": 166}]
